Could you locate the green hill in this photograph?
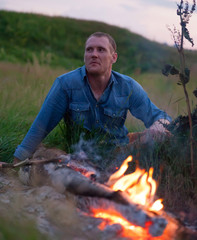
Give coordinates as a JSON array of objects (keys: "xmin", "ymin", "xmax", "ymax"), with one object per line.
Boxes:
[{"xmin": 0, "ymin": 10, "xmax": 197, "ymax": 73}]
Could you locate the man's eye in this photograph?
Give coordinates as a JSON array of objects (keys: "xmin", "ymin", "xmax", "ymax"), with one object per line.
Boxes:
[
  {"xmin": 86, "ymin": 48, "xmax": 92, "ymax": 52},
  {"xmin": 98, "ymin": 48, "xmax": 105, "ymax": 52}
]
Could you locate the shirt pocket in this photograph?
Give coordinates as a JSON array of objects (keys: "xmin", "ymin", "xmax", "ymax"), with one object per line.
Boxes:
[
  {"xmin": 69, "ymin": 102, "xmax": 90, "ymax": 125},
  {"xmin": 103, "ymin": 108, "xmax": 126, "ymax": 128}
]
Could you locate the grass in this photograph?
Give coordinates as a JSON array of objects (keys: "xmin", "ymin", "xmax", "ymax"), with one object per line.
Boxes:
[
  {"xmin": 0, "ymin": 215, "xmax": 47, "ymax": 240},
  {"xmin": 0, "ymin": 61, "xmax": 65, "ymax": 162}
]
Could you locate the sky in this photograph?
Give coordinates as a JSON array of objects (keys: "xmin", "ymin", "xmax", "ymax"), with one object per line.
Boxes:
[{"xmin": 0, "ymin": 0, "xmax": 197, "ymax": 50}]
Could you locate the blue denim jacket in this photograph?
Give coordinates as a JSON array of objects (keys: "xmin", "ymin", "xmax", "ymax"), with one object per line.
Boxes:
[{"xmin": 14, "ymin": 66, "xmax": 171, "ymax": 160}]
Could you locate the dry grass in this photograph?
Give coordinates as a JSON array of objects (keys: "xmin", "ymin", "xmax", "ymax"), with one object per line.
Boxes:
[{"xmin": 0, "ymin": 60, "xmax": 66, "ymax": 117}]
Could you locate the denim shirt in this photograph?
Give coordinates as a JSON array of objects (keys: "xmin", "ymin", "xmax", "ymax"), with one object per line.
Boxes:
[{"xmin": 14, "ymin": 65, "xmax": 171, "ymax": 160}]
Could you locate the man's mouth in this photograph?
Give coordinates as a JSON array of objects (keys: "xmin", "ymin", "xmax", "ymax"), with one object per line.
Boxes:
[{"xmin": 90, "ymin": 62, "xmax": 100, "ymax": 65}]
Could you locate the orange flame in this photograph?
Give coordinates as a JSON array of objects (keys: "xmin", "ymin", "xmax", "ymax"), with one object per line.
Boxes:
[
  {"xmin": 91, "ymin": 155, "xmax": 165, "ymax": 239},
  {"xmin": 92, "ymin": 208, "xmax": 152, "ymax": 239},
  {"xmin": 106, "ymin": 155, "xmax": 163, "ymax": 212},
  {"xmin": 91, "ymin": 208, "xmax": 167, "ymax": 240}
]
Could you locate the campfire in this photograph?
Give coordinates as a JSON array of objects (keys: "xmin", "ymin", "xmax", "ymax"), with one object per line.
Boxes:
[{"xmin": 8, "ymin": 150, "xmax": 180, "ymax": 239}]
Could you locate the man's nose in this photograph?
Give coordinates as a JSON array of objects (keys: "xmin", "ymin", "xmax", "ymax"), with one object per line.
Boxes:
[{"xmin": 91, "ymin": 49, "xmax": 98, "ymax": 57}]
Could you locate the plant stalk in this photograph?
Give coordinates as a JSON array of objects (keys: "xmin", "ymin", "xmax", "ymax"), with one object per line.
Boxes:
[{"xmin": 179, "ymin": 21, "xmax": 194, "ymax": 175}]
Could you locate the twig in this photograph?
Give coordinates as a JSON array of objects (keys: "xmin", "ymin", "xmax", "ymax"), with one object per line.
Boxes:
[{"xmin": 0, "ymin": 158, "xmax": 62, "ymax": 169}]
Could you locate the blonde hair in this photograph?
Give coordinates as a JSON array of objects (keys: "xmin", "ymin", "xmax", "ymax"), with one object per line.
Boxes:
[{"xmin": 86, "ymin": 32, "xmax": 117, "ymax": 52}]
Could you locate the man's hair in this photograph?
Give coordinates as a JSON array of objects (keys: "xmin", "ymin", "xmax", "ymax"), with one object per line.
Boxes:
[{"xmin": 86, "ymin": 32, "xmax": 117, "ymax": 52}]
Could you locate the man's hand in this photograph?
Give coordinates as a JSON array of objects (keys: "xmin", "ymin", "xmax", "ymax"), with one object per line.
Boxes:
[
  {"xmin": 128, "ymin": 119, "xmax": 171, "ymax": 145},
  {"xmin": 141, "ymin": 119, "xmax": 171, "ymax": 143},
  {"xmin": 149, "ymin": 119, "xmax": 170, "ymax": 133}
]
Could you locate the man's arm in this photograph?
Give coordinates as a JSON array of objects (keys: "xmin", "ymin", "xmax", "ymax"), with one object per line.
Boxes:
[
  {"xmin": 129, "ymin": 79, "xmax": 172, "ymax": 128},
  {"xmin": 14, "ymin": 77, "xmax": 68, "ymax": 161}
]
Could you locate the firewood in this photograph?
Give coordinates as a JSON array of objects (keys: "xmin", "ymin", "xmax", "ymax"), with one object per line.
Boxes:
[{"xmin": 45, "ymin": 165, "xmax": 128, "ymax": 203}]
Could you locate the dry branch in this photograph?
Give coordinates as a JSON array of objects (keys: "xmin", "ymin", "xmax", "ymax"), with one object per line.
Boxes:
[{"xmin": 0, "ymin": 158, "xmax": 61, "ymax": 169}]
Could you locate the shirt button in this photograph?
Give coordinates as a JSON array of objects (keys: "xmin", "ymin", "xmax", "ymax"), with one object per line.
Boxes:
[
  {"xmin": 96, "ymin": 120, "xmax": 99, "ymax": 123},
  {"xmin": 96, "ymin": 104, "xmax": 98, "ymax": 108}
]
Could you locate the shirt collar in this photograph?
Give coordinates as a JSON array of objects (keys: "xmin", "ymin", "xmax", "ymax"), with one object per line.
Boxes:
[
  {"xmin": 111, "ymin": 71, "xmax": 118, "ymax": 84},
  {"xmin": 81, "ymin": 65, "xmax": 117, "ymax": 85},
  {"xmin": 81, "ymin": 65, "xmax": 87, "ymax": 81}
]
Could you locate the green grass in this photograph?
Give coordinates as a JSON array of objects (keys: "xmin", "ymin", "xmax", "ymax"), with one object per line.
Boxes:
[
  {"xmin": 0, "ymin": 61, "xmax": 65, "ymax": 162},
  {"xmin": 0, "ymin": 216, "xmax": 47, "ymax": 240}
]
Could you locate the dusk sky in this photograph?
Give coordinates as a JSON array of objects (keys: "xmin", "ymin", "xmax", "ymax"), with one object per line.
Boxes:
[{"xmin": 1, "ymin": 0, "xmax": 197, "ymax": 50}]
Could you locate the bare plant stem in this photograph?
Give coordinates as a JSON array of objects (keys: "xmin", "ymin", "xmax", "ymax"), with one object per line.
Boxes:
[{"xmin": 179, "ymin": 23, "xmax": 194, "ymax": 175}]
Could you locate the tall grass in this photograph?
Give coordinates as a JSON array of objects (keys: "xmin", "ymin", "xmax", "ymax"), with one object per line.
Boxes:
[
  {"xmin": 0, "ymin": 60, "xmax": 66, "ymax": 162},
  {"xmin": 1, "ymin": 60, "xmax": 196, "ymax": 163}
]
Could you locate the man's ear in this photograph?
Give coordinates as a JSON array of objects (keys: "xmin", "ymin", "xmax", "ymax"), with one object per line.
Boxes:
[{"xmin": 112, "ymin": 52, "xmax": 118, "ymax": 64}]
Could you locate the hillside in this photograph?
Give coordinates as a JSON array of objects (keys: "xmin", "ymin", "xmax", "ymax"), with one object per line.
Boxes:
[{"xmin": 0, "ymin": 10, "xmax": 197, "ymax": 74}]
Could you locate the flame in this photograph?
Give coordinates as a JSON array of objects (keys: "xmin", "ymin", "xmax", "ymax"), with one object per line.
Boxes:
[
  {"xmin": 92, "ymin": 208, "xmax": 149, "ymax": 237},
  {"xmin": 91, "ymin": 208, "xmax": 165, "ymax": 240},
  {"xmin": 91, "ymin": 155, "xmax": 165, "ymax": 239},
  {"xmin": 106, "ymin": 155, "xmax": 163, "ymax": 211}
]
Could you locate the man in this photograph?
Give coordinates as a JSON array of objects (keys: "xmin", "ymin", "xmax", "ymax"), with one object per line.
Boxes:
[{"xmin": 13, "ymin": 32, "xmax": 171, "ymax": 163}]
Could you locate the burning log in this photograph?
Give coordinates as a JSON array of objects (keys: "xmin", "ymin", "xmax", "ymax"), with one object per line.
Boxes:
[
  {"xmin": 43, "ymin": 163, "xmax": 133, "ymax": 206},
  {"xmin": 48, "ymin": 165, "xmax": 114, "ymax": 197}
]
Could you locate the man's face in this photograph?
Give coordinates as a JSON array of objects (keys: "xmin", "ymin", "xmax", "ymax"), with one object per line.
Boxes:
[{"xmin": 84, "ymin": 36, "xmax": 117, "ymax": 76}]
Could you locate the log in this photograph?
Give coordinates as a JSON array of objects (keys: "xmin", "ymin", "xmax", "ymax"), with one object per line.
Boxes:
[{"xmin": 45, "ymin": 164, "xmax": 130, "ymax": 205}]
